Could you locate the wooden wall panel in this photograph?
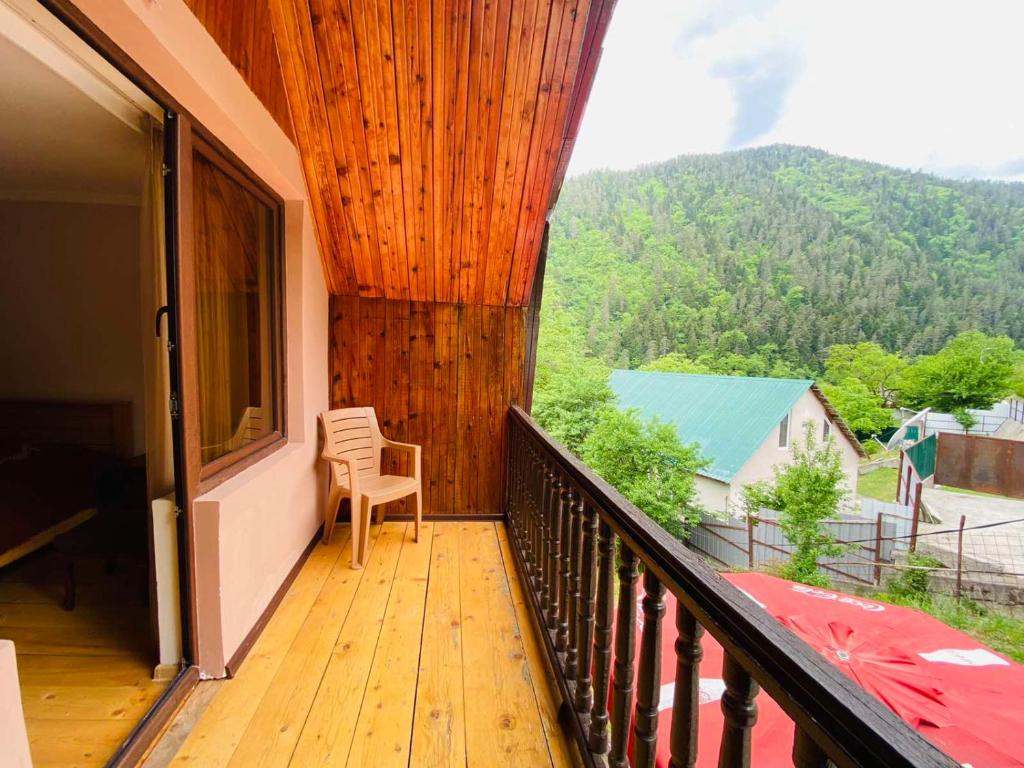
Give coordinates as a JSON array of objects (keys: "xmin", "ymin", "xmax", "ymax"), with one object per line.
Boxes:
[
  {"xmin": 183, "ymin": 0, "xmax": 294, "ymax": 141},
  {"xmin": 330, "ymin": 296, "xmax": 528, "ymax": 515}
]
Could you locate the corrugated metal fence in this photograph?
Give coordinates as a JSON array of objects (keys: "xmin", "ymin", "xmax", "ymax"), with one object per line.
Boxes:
[
  {"xmin": 935, "ymin": 432, "xmax": 1024, "ymax": 499},
  {"xmin": 690, "ymin": 504, "xmax": 913, "ymax": 585}
]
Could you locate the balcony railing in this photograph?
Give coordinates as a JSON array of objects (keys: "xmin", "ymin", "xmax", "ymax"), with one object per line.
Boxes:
[{"xmin": 504, "ymin": 405, "xmax": 958, "ymax": 768}]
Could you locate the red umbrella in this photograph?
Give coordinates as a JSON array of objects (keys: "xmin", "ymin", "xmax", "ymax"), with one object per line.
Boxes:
[{"xmin": 624, "ymin": 572, "xmax": 1024, "ymax": 767}]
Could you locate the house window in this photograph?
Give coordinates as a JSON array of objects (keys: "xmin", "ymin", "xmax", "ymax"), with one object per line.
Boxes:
[
  {"xmin": 192, "ymin": 141, "xmax": 283, "ymax": 469},
  {"xmin": 823, "ymin": 420, "xmax": 831, "ymax": 441},
  {"xmin": 778, "ymin": 412, "xmax": 790, "ymax": 448}
]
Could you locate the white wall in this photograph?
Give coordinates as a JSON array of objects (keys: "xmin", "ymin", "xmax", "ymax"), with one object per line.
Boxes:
[
  {"xmin": 0, "ymin": 200, "xmax": 147, "ymax": 454},
  {"xmin": 712, "ymin": 389, "xmax": 861, "ymax": 513},
  {"xmin": 695, "ymin": 475, "xmax": 731, "ymax": 515}
]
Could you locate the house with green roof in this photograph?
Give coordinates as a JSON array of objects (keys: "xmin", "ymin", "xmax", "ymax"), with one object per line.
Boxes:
[{"xmin": 609, "ymin": 371, "xmax": 865, "ymax": 514}]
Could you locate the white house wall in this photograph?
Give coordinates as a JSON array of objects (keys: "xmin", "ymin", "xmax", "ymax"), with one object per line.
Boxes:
[{"xmin": 710, "ymin": 389, "xmax": 860, "ymax": 514}]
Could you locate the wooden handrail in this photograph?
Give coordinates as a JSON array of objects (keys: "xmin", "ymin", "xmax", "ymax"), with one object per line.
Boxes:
[{"xmin": 505, "ymin": 405, "xmax": 957, "ymax": 768}]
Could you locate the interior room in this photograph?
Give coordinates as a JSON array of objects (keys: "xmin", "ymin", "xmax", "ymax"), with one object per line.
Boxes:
[{"xmin": 0, "ymin": 2, "xmax": 180, "ymax": 764}]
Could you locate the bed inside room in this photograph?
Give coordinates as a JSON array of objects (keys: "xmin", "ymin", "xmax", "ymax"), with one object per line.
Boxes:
[{"xmin": 0, "ymin": 0, "xmax": 181, "ymax": 763}]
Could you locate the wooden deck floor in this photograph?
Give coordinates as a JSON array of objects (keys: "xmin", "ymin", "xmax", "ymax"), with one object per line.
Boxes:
[
  {"xmin": 0, "ymin": 550, "xmax": 168, "ymax": 767},
  {"xmin": 164, "ymin": 521, "xmax": 579, "ymax": 768}
]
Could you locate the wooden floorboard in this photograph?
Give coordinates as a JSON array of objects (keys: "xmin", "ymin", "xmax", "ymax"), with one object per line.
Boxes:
[
  {"xmin": 409, "ymin": 522, "xmax": 466, "ymax": 767},
  {"xmin": 288, "ymin": 522, "xmax": 409, "ymax": 767},
  {"xmin": 496, "ymin": 524, "xmax": 580, "ymax": 768},
  {"xmin": 169, "ymin": 531, "xmax": 348, "ymax": 766},
  {"xmin": 2, "ymin": 549, "xmax": 170, "ymax": 768},
  {"xmin": 160, "ymin": 522, "xmax": 574, "ymax": 767},
  {"xmin": 459, "ymin": 522, "xmax": 553, "ymax": 767}
]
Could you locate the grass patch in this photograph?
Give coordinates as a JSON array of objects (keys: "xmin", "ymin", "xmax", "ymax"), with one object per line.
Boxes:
[
  {"xmin": 875, "ymin": 592, "xmax": 1024, "ymax": 663},
  {"xmin": 857, "ymin": 467, "xmax": 898, "ymax": 502},
  {"xmin": 871, "ymin": 552, "xmax": 1024, "ymax": 662}
]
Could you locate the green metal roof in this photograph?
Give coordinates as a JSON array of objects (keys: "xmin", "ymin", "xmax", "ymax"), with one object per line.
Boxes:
[{"xmin": 609, "ymin": 371, "xmax": 813, "ymax": 482}]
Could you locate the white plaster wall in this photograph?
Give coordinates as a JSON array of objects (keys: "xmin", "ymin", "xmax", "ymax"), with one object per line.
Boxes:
[
  {"xmin": 729, "ymin": 389, "xmax": 860, "ymax": 510},
  {"xmin": 73, "ymin": 0, "xmax": 328, "ymax": 677},
  {"xmin": 694, "ymin": 475, "xmax": 731, "ymax": 515}
]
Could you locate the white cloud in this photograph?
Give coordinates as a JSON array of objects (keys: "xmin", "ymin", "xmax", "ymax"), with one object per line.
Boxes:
[{"xmin": 567, "ymin": 0, "xmax": 1024, "ymax": 182}]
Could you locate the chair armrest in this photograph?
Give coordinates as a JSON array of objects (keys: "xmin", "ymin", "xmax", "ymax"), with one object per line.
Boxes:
[
  {"xmin": 380, "ymin": 439, "xmax": 421, "ymax": 481},
  {"xmin": 321, "ymin": 452, "xmax": 361, "ymax": 492},
  {"xmin": 321, "ymin": 450, "xmax": 356, "ymax": 467}
]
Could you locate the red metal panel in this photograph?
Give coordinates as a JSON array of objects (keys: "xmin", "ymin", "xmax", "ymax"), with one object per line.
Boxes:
[{"xmin": 935, "ymin": 433, "xmax": 1024, "ymax": 499}]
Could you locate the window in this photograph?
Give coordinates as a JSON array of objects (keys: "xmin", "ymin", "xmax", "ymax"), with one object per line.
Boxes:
[
  {"xmin": 778, "ymin": 412, "xmax": 790, "ymax": 448},
  {"xmin": 192, "ymin": 141, "xmax": 283, "ymax": 469},
  {"xmin": 823, "ymin": 420, "xmax": 831, "ymax": 441}
]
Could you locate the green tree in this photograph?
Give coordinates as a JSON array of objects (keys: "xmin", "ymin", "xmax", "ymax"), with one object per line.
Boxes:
[
  {"xmin": 824, "ymin": 342, "xmax": 907, "ymax": 406},
  {"xmin": 580, "ymin": 408, "xmax": 707, "ymax": 539},
  {"xmin": 545, "ymin": 146, "xmax": 1024, "ymax": 379},
  {"xmin": 638, "ymin": 352, "xmax": 712, "ymax": 374},
  {"xmin": 742, "ymin": 421, "xmax": 850, "ymax": 587},
  {"xmin": 819, "ymin": 378, "xmax": 893, "ymax": 436},
  {"xmin": 899, "ymin": 332, "xmax": 1016, "ymax": 413},
  {"xmin": 532, "ymin": 305, "xmax": 614, "ymax": 454},
  {"xmin": 1011, "ymin": 351, "xmax": 1024, "ymax": 398}
]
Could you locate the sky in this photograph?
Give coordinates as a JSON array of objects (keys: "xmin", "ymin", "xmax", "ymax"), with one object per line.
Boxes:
[{"xmin": 567, "ymin": 0, "xmax": 1024, "ymax": 182}]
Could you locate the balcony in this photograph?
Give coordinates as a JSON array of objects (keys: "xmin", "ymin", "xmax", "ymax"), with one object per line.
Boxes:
[
  {"xmin": 161, "ymin": 519, "xmax": 575, "ymax": 767},
  {"xmin": 156, "ymin": 408, "xmax": 958, "ymax": 768}
]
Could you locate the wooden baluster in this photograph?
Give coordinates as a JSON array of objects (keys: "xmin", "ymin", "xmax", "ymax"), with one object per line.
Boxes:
[
  {"xmin": 589, "ymin": 519, "xmax": 614, "ymax": 755},
  {"xmin": 609, "ymin": 546, "xmax": 639, "ymax": 768},
  {"xmin": 545, "ymin": 470, "xmax": 562, "ymax": 631},
  {"xmin": 556, "ymin": 482, "xmax": 574, "ymax": 655},
  {"xmin": 540, "ymin": 464, "xmax": 553, "ymax": 608},
  {"xmin": 515, "ymin": 435, "xmax": 525, "ymax": 533},
  {"xmin": 718, "ymin": 654, "xmax": 759, "ymax": 768},
  {"xmin": 634, "ymin": 569, "xmax": 666, "ymax": 768},
  {"xmin": 792, "ymin": 726, "xmax": 828, "ymax": 768},
  {"xmin": 565, "ymin": 487, "xmax": 581, "ymax": 679},
  {"xmin": 509, "ymin": 431, "xmax": 520, "ymax": 538},
  {"xmin": 525, "ymin": 448, "xmax": 538, "ymax": 581},
  {"xmin": 574, "ymin": 500, "xmax": 599, "ymax": 715},
  {"xmin": 668, "ymin": 602, "xmax": 704, "ymax": 768}
]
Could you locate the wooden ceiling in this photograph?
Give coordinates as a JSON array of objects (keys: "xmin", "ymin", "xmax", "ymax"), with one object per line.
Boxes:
[
  {"xmin": 189, "ymin": 0, "xmax": 615, "ymax": 306},
  {"xmin": 184, "ymin": 0, "xmax": 294, "ymax": 141}
]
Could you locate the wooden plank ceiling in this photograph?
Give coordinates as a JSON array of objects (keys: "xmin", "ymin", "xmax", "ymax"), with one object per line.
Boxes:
[
  {"xmin": 184, "ymin": 0, "xmax": 294, "ymax": 141},
  {"xmin": 192, "ymin": 0, "xmax": 616, "ymax": 306}
]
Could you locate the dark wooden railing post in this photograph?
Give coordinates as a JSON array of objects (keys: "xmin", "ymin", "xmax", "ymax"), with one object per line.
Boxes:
[
  {"xmin": 719, "ymin": 654, "xmax": 759, "ymax": 768},
  {"xmin": 544, "ymin": 469, "xmax": 562, "ymax": 631},
  {"xmin": 793, "ymin": 726, "xmax": 829, "ymax": 768},
  {"xmin": 589, "ymin": 519, "xmax": 614, "ymax": 755},
  {"xmin": 609, "ymin": 546, "xmax": 639, "ymax": 768},
  {"xmin": 540, "ymin": 463, "xmax": 554, "ymax": 617},
  {"xmin": 527, "ymin": 445, "xmax": 540, "ymax": 583},
  {"xmin": 574, "ymin": 500, "xmax": 599, "ymax": 715},
  {"xmin": 504, "ymin": 407, "xmax": 958, "ymax": 768},
  {"xmin": 634, "ymin": 569, "xmax": 667, "ymax": 768},
  {"xmin": 557, "ymin": 481, "xmax": 574, "ymax": 655},
  {"xmin": 668, "ymin": 603, "xmax": 703, "ymax": 768},
  {"xmin": 568, "ymin": 489, "xmax": 584, "ymax": 679}
]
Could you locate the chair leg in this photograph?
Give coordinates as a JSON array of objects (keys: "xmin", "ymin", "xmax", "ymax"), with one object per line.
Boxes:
[
  {"xmin": 350, "ymin": 495, "xmax": 363, "ymax": 569},
  {"xmin": 324, "ymin": 486, "xmax": 344, "ymax": 544},
  {"xmin": 414, "ymin": 490, "xmax": 421, "ymax": 543},
  {"xmin": 360, "ymin": 498, "xmax": 373, "ymax": 567},
  {"xmin": 376, "ymin": 503, "xmax": 386, "ymax": 526}
]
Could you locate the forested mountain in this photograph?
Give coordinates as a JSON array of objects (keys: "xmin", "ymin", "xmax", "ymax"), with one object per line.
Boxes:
[{"xmin": 544, "ymin": 145, "xmax": 1024, "ymax": 375}]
